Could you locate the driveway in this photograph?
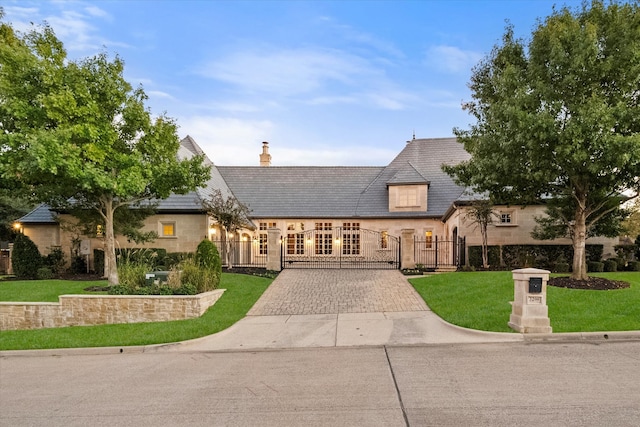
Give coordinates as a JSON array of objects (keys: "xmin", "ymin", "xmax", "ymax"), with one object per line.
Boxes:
[
  {"xmin": 247, "ymin": 269, "xmax": 428, "ymax": 315},
  {"xmin": 173, "ymin": 269, "xmax": 522, "ymax": 351}
]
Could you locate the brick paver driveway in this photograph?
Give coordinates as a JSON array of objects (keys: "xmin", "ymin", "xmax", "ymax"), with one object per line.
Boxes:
[{"xmin": 247, "ymin": 269, "xmax": 428, "ymax": 316}]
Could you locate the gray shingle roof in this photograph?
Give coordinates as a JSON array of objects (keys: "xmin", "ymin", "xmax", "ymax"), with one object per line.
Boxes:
[
  {"xmin": 217, "ymin": 166, "xmax": 384, "ymax": 218},
  {"xmin": 216, "ymin": 137, "xmax": 469, "ymax": 219},
  {"xmin": 18, "ymin": 204, "xmax": 57, "ymax": 223},
  {"xmin": 353, "ymin": 137, "xmax": 470, "ymax": 217}
]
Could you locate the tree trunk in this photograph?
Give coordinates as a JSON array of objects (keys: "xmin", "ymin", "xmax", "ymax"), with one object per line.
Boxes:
[
  {"xmin": 481, "ymin": 223, "xmax": 489, "ymax": 269},
  {"xmin": 224, "ymin": 228, "xmax": 233, "ymax": 269},
  {"xmin": 103, "ymin": 198, "xmax": 119, "ymax": 286},
  {"xmin": 571, "ymin": 206, "xmax": 588, "ymax": 280}
]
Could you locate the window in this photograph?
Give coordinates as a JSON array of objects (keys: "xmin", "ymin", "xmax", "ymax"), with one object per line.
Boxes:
[
  {"xmin": 380, "ymin": 231, "xmax": 388, "ymax": 249},
  {"xmin": 259, "ymin": 222, "xmax": 269, "ymax": 255},
  {"xmin": 397, "ymin": 187, "xmax": 418, "ymax": 207},
  {"xmin": 499, "ymin": 210, "xmax": 516, "ymax": 225},
  {"xmin": 424, "ymin": 230, "xmax": 433, "ymax": 249},
  {"xmin": 161, "ymin": 222, "xmax": 176, "ymax": 237},
  {"xmin": 287, "ymin": 223, "xmax": 305, "ymax": 255},
  {"xmin": 342, "ymin": 222, "xmax": 360, "ymax": 255},
  {"xmin": 315, "ymin": 222, "xmax": 333, "ymax": 255}
]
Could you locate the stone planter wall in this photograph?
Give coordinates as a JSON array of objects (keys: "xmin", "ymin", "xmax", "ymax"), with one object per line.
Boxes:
[{"xmin": 0, "ymin": 289, "xmax": 225, "ymax": 331}]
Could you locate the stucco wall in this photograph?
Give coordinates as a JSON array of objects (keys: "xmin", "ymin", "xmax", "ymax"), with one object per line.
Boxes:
[{"xmin": 0, "ymin": 289, "xmax": 224, "ymax": 331}]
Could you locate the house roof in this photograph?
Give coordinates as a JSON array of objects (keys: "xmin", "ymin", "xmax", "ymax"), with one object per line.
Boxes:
[
  {"xmin": 217, "ymin": 137, "xmax": 469, "ymax": 219},
  {"xmin": 17, "ymin": 204, "xmax": 57, "ymax": 224},
  {"xmin": 217, "ymin": 166, "xmax": 385, "ymax": 218}
]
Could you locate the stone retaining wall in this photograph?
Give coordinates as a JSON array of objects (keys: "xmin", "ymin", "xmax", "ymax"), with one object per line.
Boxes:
[{"xmin": 0, "ymin": 289, "xmax": 225, "ymax": 331}]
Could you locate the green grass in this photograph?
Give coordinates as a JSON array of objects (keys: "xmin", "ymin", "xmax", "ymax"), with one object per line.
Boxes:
[
  {"xmin": 0, "ymin": 279, "xmax": 108, "ymax": 302},
  {"xmin": 410, "ymin": 271, "xmax": 640, "ymax": 333},
  {"xmin": 0, "ymin": 273, "xmax": 272, "ymax": 351}
]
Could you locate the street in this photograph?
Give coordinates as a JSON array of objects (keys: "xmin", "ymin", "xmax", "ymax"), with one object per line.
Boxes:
[{"xmin": 1, "ymin": 341, "xmax": 639, "ymax": 426}]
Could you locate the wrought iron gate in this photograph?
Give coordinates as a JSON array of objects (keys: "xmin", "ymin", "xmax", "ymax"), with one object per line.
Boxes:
[
  {"xmin": 282, "ymin": 227, "xmax": 400, "ymax": 269},
  {"xmin": 414, "ymin": 236, "xmax": 466, "ymax": 270}
]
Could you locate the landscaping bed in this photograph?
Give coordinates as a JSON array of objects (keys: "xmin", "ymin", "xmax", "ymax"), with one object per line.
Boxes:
[{"xmin": 548, "ymin": 276, "xmax": 630, "ymax": 290}]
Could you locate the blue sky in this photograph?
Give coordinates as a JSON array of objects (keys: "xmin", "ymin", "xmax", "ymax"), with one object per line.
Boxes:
[{"xmin": 3, "ymin": 0, "xmax": 584, "ymax": 166}]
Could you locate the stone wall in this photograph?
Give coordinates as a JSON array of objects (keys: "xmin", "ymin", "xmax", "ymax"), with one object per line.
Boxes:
[{"xmin": 0, "ymin": 289, "xmax": 225, "ymax": 331}]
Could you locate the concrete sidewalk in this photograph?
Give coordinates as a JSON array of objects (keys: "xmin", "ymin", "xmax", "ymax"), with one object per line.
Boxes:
[
  {"xmin": 166, "ymin": 269, "xmax": 523, "ymax": 352},
  {"xmin": 169, "ymin": 310, "xmax": 524, "ymax": 352}
]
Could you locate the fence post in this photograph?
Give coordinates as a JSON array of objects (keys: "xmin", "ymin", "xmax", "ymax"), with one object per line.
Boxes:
[
  {"xmin": 7, "ymin": 243, "xmax": 13, "ymax": 275},
  {"xmin": 266, "ymin": 228, "xmax": 282, "ymax": 272},
  {"xmin": 400, "ymin": 229, "xmax": 415, "ymax": 270}
]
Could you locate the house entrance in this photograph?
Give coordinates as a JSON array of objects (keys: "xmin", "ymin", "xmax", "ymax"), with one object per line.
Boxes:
[{"xmin": 282, "ymin": 227, "xmax": 400, "ymax": 269}]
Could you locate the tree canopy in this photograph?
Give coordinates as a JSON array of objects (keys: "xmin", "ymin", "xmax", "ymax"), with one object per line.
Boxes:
[
  {"xmin": 444, "ymin": 0, "xmax": 640, "ymax": 279},
  {"xmin": 0, "ymin": 17, "xmax": 211, "ymax": 284}
]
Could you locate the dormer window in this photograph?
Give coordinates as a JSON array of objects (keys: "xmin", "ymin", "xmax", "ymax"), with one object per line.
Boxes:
[
  {"xmin": 397, "ymin": 187, "xmax": 418, "ymax": 207},
  {"xmin": 388, "ymin": 184, "xmax": 428, "ymax": 212}
]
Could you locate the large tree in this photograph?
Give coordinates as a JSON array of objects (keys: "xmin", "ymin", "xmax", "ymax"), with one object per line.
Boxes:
[
  {"xmin": 0, "ymin": 18, "xmax": 210, "ymax": 285},
  {"xmin": 444, "ymin": 0, "xmax": 640, "ymax": 280}
]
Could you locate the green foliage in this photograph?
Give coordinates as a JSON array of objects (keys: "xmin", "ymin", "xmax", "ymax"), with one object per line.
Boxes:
[
  {"xmin": 588, "ymin": 262, "xmax": 604, "ymax": 273},
  {"xmin": 44, "ymin": 247, "xmax": 65, "ymax": 275},
  {"xmin": 36, "ymin": 267, "xmax": 53, "ymax": 280},
  {"xmin": 603, "ymin": 259, "xmax": 618, "ymax": 272},
  {"xmin": 195, "ymin": 240, "xmax": 221, "ymax": 272},
  {"xmin": 113, "ymin": 262, "xmax": 151, "ymax": 293},
  {"xmin": 11, "ymin": 234, "xmax": 42, "ymax": 279},
  {"xmin": 180, "ymin": 258, "xmax": 219, "ymax": 294},
  {"xmin": 93, "ymin": 249, "xmax": 105, "ymax": 276},
  {"xmin": 553, "ymin": 262, "xmax": 570, "ymax": 273},
  {"xmin": 116, "ymin": 248, "xmax": 167, "ymax": 269},
  {"xmin": 444, "ymin": 1, "xmax": 640, "ymax": 279},
  {"xmin": 627, "ymin": 261, "xmax": 640, "ymax": 272},
  {"xmin": 468, "ymin": 245, "xmax": 500, "ymax": 268},
  {"xmin": 69, "ymin": 256, "xmax": 87, "ymax": 274},
  {"xmin": 0, "ymin": 18, "xmax": 211, "ymax": 285}
]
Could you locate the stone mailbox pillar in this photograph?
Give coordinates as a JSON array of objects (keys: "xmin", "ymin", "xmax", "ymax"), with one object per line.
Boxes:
[
  {"xmin": 508, "ymin": 268, "xmax": 552, "ymax": 333},
  {"xmin": 400, "ymin": 229, "xmax": 415, "ymax": 270},
  {"xmin": 266, "ymin": 228, "xmax": 282, "ymax": 272}
]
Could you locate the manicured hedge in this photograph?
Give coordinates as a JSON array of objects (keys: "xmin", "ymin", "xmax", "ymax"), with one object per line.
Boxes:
[{"xmin": 467, "ymin": 244, "xmax": 605, "ymax": 270}]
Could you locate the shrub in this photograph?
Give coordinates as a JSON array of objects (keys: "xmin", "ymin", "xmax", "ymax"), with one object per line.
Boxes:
[
  {"xmin": 588, "ymin": 261, "xmax": 604, "ymax": 273},
  {"xmin": 116, "ymin": 248, "xmax": 167, "ymax": 269},
  {"xmin": 93, "ymin": 249, "xmax": 105, "ymax": 276},
  {"xmin": 36, "ymin": 266, "xmax": 54, "ymax": 280},
  {"xmin": 117, "ymin": 261, "xmax": 150, "ymax": 289},
  {"xmin": 12, "ymin": 234, "xmax": 43, "ymax": 279},
  {"xmin": 69, "ymin": 256, "xmax": 87, "ymax": 274},
  {"xmin": 45, "ymin": 247, "xmax": 65, "ymax": 274},
  {"xmin": 603, "ymin": 259, "xmax": 618, "ymax": 272},
  {"xmin": 468, "ymin": 245, "xmax": 500, "ymax": 268},
  {"xmin": 164, "ymin": 252, "xmax": 192, "ymax": 269},
  {"xmin": 180, "ymin": 258, "xmax": 218, "ymax": 294},
  {"xmin": 195, "ymin": 240, "xmax": 222, "ymax": 273},
  {"xmin": 627, "ymin": 261, "xmax": 640, "ymax": 271},
  {"xmin": 553, "ymin": 262, "xmax": 570, "ymax": 273}
]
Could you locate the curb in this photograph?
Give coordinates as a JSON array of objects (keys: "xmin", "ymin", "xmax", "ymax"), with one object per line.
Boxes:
[{"xmin": 522, "ymin": 331, "xmax": 640, "ymax": 343}]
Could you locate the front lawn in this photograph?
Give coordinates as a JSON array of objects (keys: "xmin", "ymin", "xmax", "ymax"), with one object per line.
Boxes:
[
  {"xmin": 0, "ymin": 279, "xmax": 108, "ymax": 302},
  {"xmin": 410, "ymin": 271, "xmax": 640, "ymax": 333},
  {"xmin": 0, "ymin": 273, "xmax": 272, "ymax": 351}
]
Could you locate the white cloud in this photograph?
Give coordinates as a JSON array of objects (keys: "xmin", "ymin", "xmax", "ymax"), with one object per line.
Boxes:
[
  {"xmin": 425, "ymin": 45, "xmax": 482, "ymax": 73},
  {"xmin": 199, "ymin": 47, "xmax": 373, "ymax": 96}
]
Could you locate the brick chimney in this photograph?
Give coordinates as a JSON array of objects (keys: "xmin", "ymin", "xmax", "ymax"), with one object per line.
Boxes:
[{"xmin": 260, "ymin": 141, "xmax": 271, "ymax": 167}]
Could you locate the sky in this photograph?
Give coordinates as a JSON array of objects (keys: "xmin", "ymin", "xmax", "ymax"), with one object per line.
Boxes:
[{"xmin": 2, "ymin": 0, "xmax": 586, "ymax": 166}]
